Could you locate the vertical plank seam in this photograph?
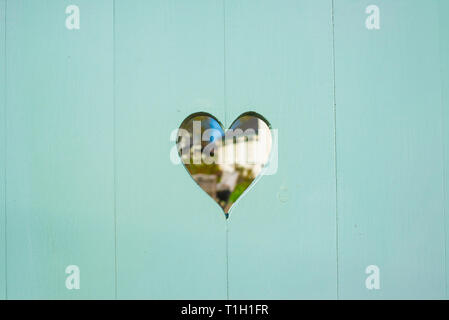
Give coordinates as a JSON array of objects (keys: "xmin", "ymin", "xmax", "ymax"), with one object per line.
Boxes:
[
  {"xmin": 113, "ymin": 0, "xmax": 118, "ymax": 300},
  {"xmin": 331, "ymin": 0, "xmax": 340, "ymax": 300},
  {"xmin": 223, "ymin": 0, "xmax": 229, "ymax": 300},
  {"xmin": 226, "ymin": 222, "xmax": 229, "ymax": 300},
  {"xmin": 3, "ymin": 0, "xmax": 7, "ymax": 301},
  {"xmin": 223, "ymin": 0, "xmax": 227, "ymax": 127},
  {"xmin": 437, "ymin": 2, "xmax": 448, "ymax": 299},
  {"xmin": 442, "ymin": 52, "xmax": 448, "ymax": 300}
]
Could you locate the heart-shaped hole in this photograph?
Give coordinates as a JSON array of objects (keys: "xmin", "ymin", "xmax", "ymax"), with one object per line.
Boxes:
[{"xmin": 177, "ymin": 112, "xmax": 272, "ymax": 218}]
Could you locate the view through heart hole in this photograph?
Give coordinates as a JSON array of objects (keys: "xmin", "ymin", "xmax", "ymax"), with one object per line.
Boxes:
[{"xmin": 177, "ymin": 112, "xmax": 272, "ymax": 218}]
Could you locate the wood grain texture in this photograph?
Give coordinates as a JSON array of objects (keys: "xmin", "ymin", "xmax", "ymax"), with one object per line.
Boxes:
[
  {"xmin": 334, "ymin": 0, "xmax": 446, "ymax": 299},
  {"xmin": 0, "ymin": 0, "xmax": 5, "ymax": 300},
  {"xmin": 114, "ymin": 0, "xmax": 227, "ymax": 299},
  {"xmin": 5, "ymin": 0, "xmax": 115, "ymax": 299},
  {"xmin": 225, "ymin": 0, "xmax": 337, "ymax": 299}
]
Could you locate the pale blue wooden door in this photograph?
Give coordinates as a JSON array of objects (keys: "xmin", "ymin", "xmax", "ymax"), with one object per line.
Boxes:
[{"xmin": 1, "ymin": 0, "xmax": 449, "ymax": 299}]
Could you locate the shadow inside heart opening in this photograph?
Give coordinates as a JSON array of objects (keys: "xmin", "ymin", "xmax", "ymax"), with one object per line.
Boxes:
[{"xmin": 177, "ymin": 112, "xmax": 272, "ymax": 217}]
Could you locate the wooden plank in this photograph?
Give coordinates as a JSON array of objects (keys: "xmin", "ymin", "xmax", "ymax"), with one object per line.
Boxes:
[
  {"xmin": 115, "ymin": 0, "xmax": 227, "ymax": 299},
  {"xmin": 225, "ymin": 0, "xmax": 337, "ymax": 299},
  {"xmin": 6, "ymin": 0, "xmax": 115, "ymax": 298},
  {"xmin": 0, "ymin": 0, "xmax": 5, "ymax": 300},
  {"xmin": 438, "ymin": 0, "xmax": 449, "ymax": 299},
  {"xmin": 334, "ymin": 0, "xmax": 446, "ymax": 299}
]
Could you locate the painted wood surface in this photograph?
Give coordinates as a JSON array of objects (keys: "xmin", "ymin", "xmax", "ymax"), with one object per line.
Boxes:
[
  {"xmin": 4, "ymin": 0, "xmax": 115, "ymax": 299},
  {"xmin": 225, "ymin": 0, "xmax": 337, "ymax": 299},
  {"xmin": 0, "ymin": 0, "xmax": 448, "ymax": 299},
  {"xmin": 334, "ymin": 0, "xmax": 446, "ymax": 299},
  {"xmin": 438, "ymin": 0, "xmax": 449, "ymax": 300},
  {"xmin": 0, "ymin": 0, "xmax": 5, "ymax": 301},
  {"xmin": 115, "ymin": 0, "xmax": 227, "ymax": 299}
]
